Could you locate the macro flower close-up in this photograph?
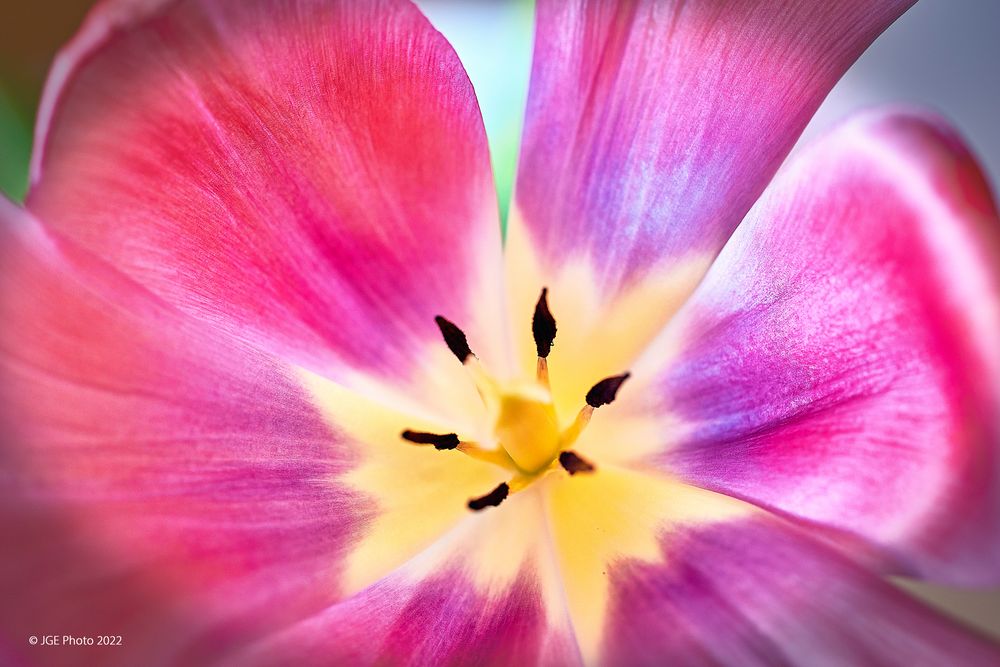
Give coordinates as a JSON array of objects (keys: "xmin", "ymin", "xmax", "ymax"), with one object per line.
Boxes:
[{"xmin": 2, "ymin": 0, "xmax": 1000, "ymax": 665}]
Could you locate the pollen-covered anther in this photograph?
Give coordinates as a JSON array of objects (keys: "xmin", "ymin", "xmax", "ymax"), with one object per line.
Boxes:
[
  {"xmin": 586, "ymin": 372, "xmax": 632, "ymax": 408},
  {"xmin": 532, "ymin": 288, "xmax": 557, "ymax": 385},
  {"xmin": 401, "ymin": 430, "xmax": 459, "ymax": 450},
  {"xmin": 532, "ymin": 287, "xmax": 557, "ymax": 357},
  {"xmin": 559, "ymin": 450, "xmax": 595, "ymax": 475},
  {"xmin": 468, "ymin": 482, "xmax": 509, "ymax": 511},
  {"xmin": 434, "ymin": 315, "xmax": 473, "ymax": 363},
  {"xmin": 434, "ymin": 313, "xmax": 499, "ymax": 409},
  {"xmin": 559, "ymin": 371, "xmax": 632, "ymax": 451}
]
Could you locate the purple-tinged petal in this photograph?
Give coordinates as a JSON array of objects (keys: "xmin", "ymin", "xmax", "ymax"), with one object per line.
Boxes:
[
  {"xmin": 543, "ymin": 466, "xmax": 753, "ymax": 663},
  {"xmin": 229, "ymin": 489, "xmax": 581, "ymax": 667},
  {"xmin": 614, "ymin": 109, "xmax": 1000, "ymax": 584},
  {"xmin": 544, "ymin": 467, "xmax": 1000, "ymax": 665},
  {"xmin": 28, "ymin": 0, "xmax": 508, "ymax": 420},
  {"xmin": 506, "ymin": 0, "xmax": 914, "ymax": 387},
  {"xmin": 602, "ymin": 514, "xmax": 1000, "ymax": 666}
]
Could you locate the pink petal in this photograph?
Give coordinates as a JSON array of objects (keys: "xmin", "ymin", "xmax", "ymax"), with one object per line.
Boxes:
[
  {"xmin": 28, "ymin": 0, "xmax": 508, "ymax": 416},
  {"xmin": 621, "ymin": 109, "xmax": 1000, "ymax": 584},
  {"xmin": 544, "ymin": 465, "xmax": 998, "ymax": 664},
  {"xmin": 601, "ymin": 514, "xmax": 1000, "ymax": 665},
  {"xmin": 507, "ymin": 0, "xmax": 913, "ymax": 376},
  {"xmin": 0, "ymin": 498, "xmax": 208, "ymax": 666},
  {"xmin": 0, "ymin": 204, "xmax": 373, "ymax": 661},
  {"xmin": 228, "ymin": 489, "xmax": 581, "ymax": 667}
]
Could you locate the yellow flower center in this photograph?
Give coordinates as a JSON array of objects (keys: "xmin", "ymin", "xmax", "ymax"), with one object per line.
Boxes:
[
  {"xmin": 403, "ymin": 289, "xmax": 629, "ymax": 510},
  {"xmin": 493, "ymin": 383, "xmax": 560, "ymax": 473}
]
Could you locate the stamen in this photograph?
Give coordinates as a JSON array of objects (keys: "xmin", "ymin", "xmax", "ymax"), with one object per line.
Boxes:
[
  {"xmin": 533, "ymin": 288, "xmax": 557, "ymax": 386},
  {"xmin": 401, "ymin": 430, "xmax": 460, "ymax": 450},
  {"xmin": 532, "ymin": 288, "xmax": 557, "ymax": 358},
  {"xmin": 559, "ymin": 450, "xmax": 595, "ymax": 475},
  {"xmin": 536, "ymin": 357, "xmax": 550, "ymax": 386},
  {"xmin": 435, "ymin": 315, "xmax": 473, "ymax": 363},
  {"xmin": 468, "ymin": 482, "xmax": 509, "ymax": 511},
  {"xmin": 401, "ymin": 432, "xmax": 515, "ymax": 469},
  {"xmin": 585, "ymin": 372, "xmax": 631, "ymax": 408},
  {"xmin": 559, "ymin": 405, "xmax": 592, "ymax": 450},
  {"xmin": 559, "ymin": 371, "xmax": 631, "ymax": 450},
  {"xmin": 433, "ymin": 315, "xmax": 499, "ymax": 409},
  {"xmin": 456, "ymin": 442, "xmax": 517, "ymax": 469},
  {"xmin": 417, "ymin": 302, "xmax": 630, "ymax": 510}
]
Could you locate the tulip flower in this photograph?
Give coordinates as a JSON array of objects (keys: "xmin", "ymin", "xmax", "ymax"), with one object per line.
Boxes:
[{"xmin": 2, "ymin": 0, "xmax": 999, "ymax": 665}]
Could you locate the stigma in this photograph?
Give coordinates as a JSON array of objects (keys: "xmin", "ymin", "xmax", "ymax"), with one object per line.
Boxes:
[
  {"xmin": 493, "ymin": 382, "xmax": 560, "ymax": 473},
  {"xmin": 403, "ymin": 289, "xmax": 630, "ymax": 510}
]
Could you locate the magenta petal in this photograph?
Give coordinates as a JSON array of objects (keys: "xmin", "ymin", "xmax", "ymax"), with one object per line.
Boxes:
[
  {"xmin": 237, "ymin": 566, "xmax": 576, "ymax": 667},
  {"xmin": 514, "ymin": 0, "xmax": 912, "ymax": 298},
  {"xmin": 634, "ymin": 110, "xmax": 1000, "ymax": 584},
  {"xmin": 0, "ymin": 204, "xmax": 372, "ymax": 661},
  {"xmin": 228, "ymin": 491, "xmax": 581, "ymax": 667},
  {"xmin": 28, "ymin": 0, "xmax": 508, "ymax": 402},
  {"xmin": 602, "ymin": 515, "xmax": 1000, "ymax": 665}
]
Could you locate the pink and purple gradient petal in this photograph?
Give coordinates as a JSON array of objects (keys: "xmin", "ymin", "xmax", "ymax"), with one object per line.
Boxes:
[
  {"xmin": 602, "ymin": 515, "xmax": 1000, "ymax": 665},
  {"xmin": 237, "ymin": 564, "xmax": 575, "ymax": 667},
  {"xmin": 514, "ymin": 0, "xmax": 913, "ymax": 293},
  {"xmin": 3, "ymin": 0, "xmax": 999, "ymax": 662},
  {"xmin": 0, "ymin": 203, "xmax": 373, "ymax": 663},
  {"xmin": 27, "ymin": 0, "xmax": 508, "ymax": 410},
  {"xmin": 229, "ymin": 491, "xmax": 581, "ymax": 667},
  {"xmin": 631, "ymin": 109, "xmax": 1000, "ymax": 584}
]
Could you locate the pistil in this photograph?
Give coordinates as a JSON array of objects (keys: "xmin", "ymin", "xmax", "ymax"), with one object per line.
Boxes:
[{"xmin": 435, "ymin": 315, "xmax": 499, "ymax": 409}]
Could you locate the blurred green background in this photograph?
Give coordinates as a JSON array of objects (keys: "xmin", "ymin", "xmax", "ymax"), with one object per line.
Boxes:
[
  {"xmin": 0, "ymin": 1, "xmax": 95, "ymax": 201},
  {"xmin": 0, "ymin": 86, "xmax": 30, "ymax": 201}
]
